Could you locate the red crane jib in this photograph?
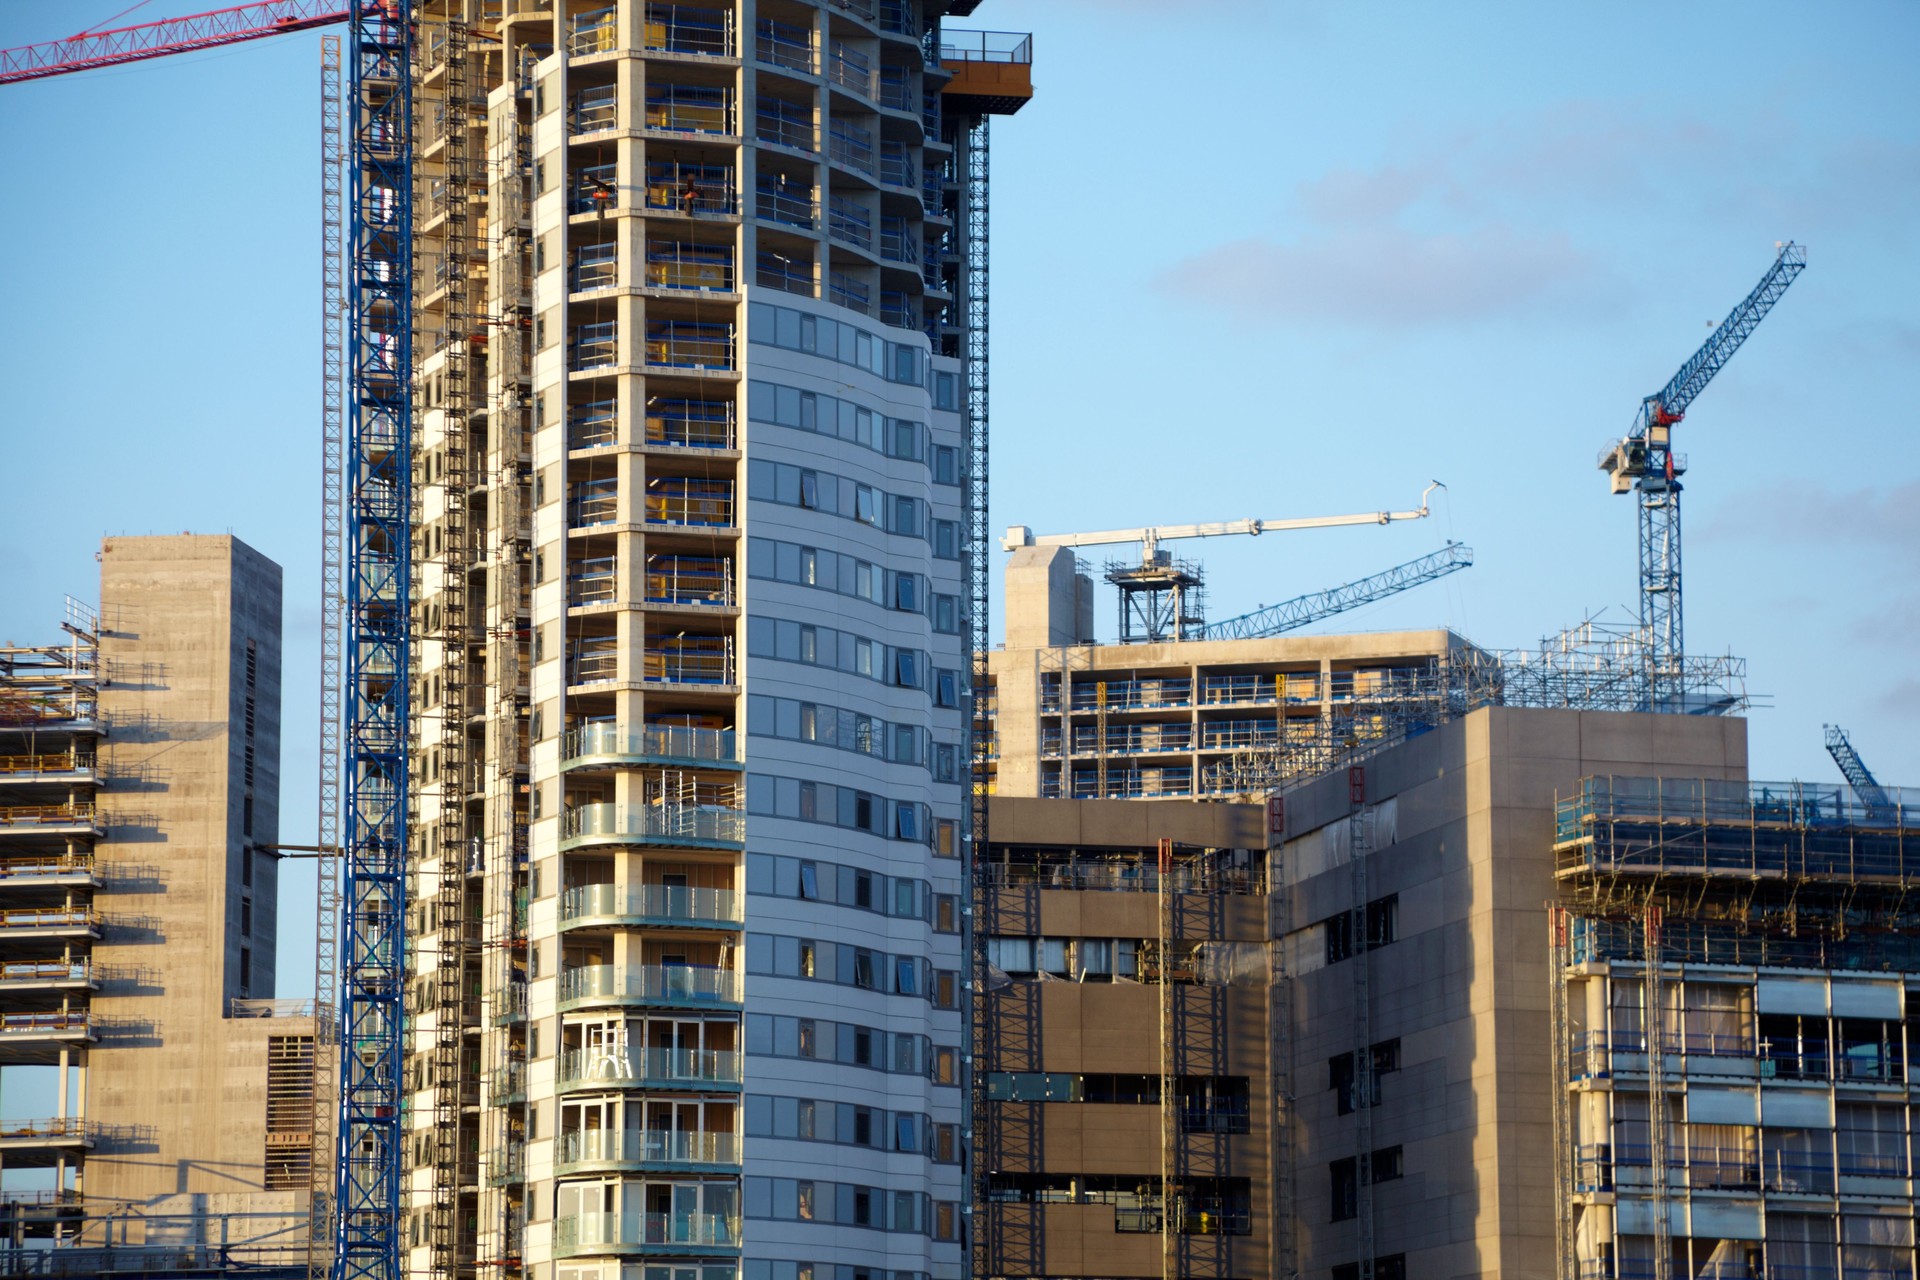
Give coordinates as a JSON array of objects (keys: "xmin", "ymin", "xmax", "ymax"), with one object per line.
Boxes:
[{"xmin": 0, "ymin": 1, "xmax": 348, "ymax": 84}]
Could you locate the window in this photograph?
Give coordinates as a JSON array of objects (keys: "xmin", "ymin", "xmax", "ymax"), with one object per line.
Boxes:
[
  {"xmin": 934, "ymin": 519, "xmax": 958, "ymax": 559},
  {"xmin": 935, "ymin": 895, "xmax": 959, "ymax": 933},
  {"xmin": 799, "ymin": 469, "xmax": 819, "ymax": 508},
  {"xmin": 896, "ymin": 958, "xmax": 918, "ymax": 995},
  {"xmin": 799, "ymin": 941, "xmax": 815, "ymax": 978},
  {"xmin": 1325, "ymin": 912, "xmax": 1355, "ymax": 966},
  {"xmin": 934, "ymin": 594, "xmax": 958, "ymax": 633},
  {"xmin": 895, "ymin": 1114, "xmax": 918, "ymax": 1152},
  {"xmin": 934, "ymin": 1201, "xmax": 958, "ymax": 1242},
  {"xmin": 1330, "ymin": 1157, "xmax": 1357, "ymax": 1222},
  {"xmin": 933, "ymin": 1046, "xmax": 957, "ymax": 1084},
  {"xmin": 934, "ymin": 669, "xmax": 959, "ymax": 708},
  {"xmin": 933, "ymin": 445, "xmax": 958, "ymax": 485},
  {"xmin": 895, "ymin": 802, "xmax": 920, "ymax": 841},
  {"xmin": 796, "ymin": 1180, "xmax": 815, "ymax": 1220},
  {"xmin": 797, "ymin": 1019, "xmax": 816, "ymax": 1058},
  {"xmin": 853, "ymin": 951, "xmax": 875, "ymax": 989},
  {"xmin": 799, "ymin": 861, "xmax": 819, "ymax": 899},
  {"xmin": 894, "ymin": 573, "xmax": 919, "ymax": 612},
  {"xmin": 934, "ymin": 970, "xmax": 958, "ymax": 1009},
  {"xmin": 895, "ymin": 650, "xmax": 918, "ymax": 688},
  {"xmin": 935, "ymin": 819, "xmax": 958, "ymax": 857},
  {"xmin": 1372, "ymin": 1145, "xmax": 1404, "ymax": 1182},
  {"xmin": 855, "ymin": 485, "xmax": 879, "ymax": 525},
  {"xmin": 1365, "ymin": 894, "xmax": 1398, "ymax": 948},
  {"xmin": 1330, "ymin": 1039, "xmax": 1398, "ymax": 1114},
  {"xmin": 934, "ymin": 1124, "xmax": 958, "ymax": 1163}
]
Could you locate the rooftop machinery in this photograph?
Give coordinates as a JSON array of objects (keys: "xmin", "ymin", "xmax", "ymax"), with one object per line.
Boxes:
[
  {"xmin": 1003, "ymin": 483, "xmax": 1467, "ymax": 643},
  {"xmin": 1598, "ymin": 242, "xmax": 1805, "ymax": 711}
]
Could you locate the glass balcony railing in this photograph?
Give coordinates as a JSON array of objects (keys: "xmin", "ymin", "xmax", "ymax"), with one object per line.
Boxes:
[
  {"xmin": 553, "ymin": 1211, "xmax": 739, "ymax": 1256},
  {"xmin": 559, "ymin": 963, "xmax": 745, "ymax": 1007},
  {"xmin": 563, "ymin": 803, "xmax": 745, "ymax": 848},
  {"xmin": 564, "ymin": 723, "xmax": 740, "ymax": 766},
  {"xmin": 559, "ymin": 1128, "xmax": 741, "ymax": 1170},
  {"xmin": 559, "ymin": 1046, "xmax": 743, "ymax": 1090},
  {"xmin": 562, "ymin": 883, "xmax": 745, "ymax": 929}
]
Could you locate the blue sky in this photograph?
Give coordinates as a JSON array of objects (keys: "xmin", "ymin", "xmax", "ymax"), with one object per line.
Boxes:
[{"xmin": 1, "ymin": 1, "xmax": 1916, "ymax": 1009}]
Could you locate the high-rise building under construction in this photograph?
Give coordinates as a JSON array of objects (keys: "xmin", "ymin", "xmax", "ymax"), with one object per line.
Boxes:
[{"xmin": 400, "ymin": 5, "xmax": 1029, "ymax": 1279}]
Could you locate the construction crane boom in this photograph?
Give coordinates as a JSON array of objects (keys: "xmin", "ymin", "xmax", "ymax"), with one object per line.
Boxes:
[
  {"xmin": 1003, "ymin": 483, "xmax": 1443, "ymax": 561},
  {"xmin": 1204, "ymin": 542, "xmax": 1473, "ymax": 641},
  {"xmin": 0, "ymin": 1, "xmax": 347, "ymax": 83},
  {"xmin": 1598, "ymin": 243, "xmax": 1805, "ymax": 711},
  {"xmin": 1824, "ymin": 725, "xmax": 1894, "ymax": 820}
]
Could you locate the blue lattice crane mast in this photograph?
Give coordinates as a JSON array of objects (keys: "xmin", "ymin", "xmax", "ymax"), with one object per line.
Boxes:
[
  {"xmin": 1203, "ymin": 542, "xmax": 1475, "ymax": 641},
  {"xmin": 1824, "ymin": 725, "xmax": 1895, "ymax": 822},
  {"xmin": 1599, "ymin": 242, "xmax": 1806, "ymax": 711}
]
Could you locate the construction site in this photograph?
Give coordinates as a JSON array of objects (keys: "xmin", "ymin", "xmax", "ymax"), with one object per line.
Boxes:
[{"xmin": 0, "ymin": 4, "xmax": 1913, "ymax": 1280}]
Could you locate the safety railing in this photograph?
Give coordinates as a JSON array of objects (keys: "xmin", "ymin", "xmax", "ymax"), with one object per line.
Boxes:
[
  {"xmin": 559, "ymin": 1046, "xmax": 743, "ymax": 1090},
  {"xmin": 568, "ymin": 7, "xmax": 618, "ymax": 56},
  {"xmin": 876, "ymin": 65, "xmax": 916, "ymax": 111},
  {"xmin": 646, "ymin": 399, "xmax": 736, "ymax": 450},
  {"xmin": 879, "ymin": 292, "xmax": 916, "ymax": 331},
  {"xmin": 571, "ymin": 163, "xmax": 620, "ymax": 215},
  {"xmin": 558, "ymin": 963, "xmax": 745, "ymax": 1006},
  {"xmin": 1069, "ymin": 724, "xmax": 1195, "ymax": 756},
  {"xmin": 564, "ymin": 803, "xmax": 745, "ymax": 848},
  {"xmin": 1063, "ymin": 677, "xmax": 1193, "ymax": 711},
  {"xmin": 0, "ymin": 962, "xmax": 90, "ymax": 985},
  {"xmin": 830, "ymin": 0, "xmax": 877, "ymax": 19},
  {"xmin": 562, "ymin": 883, "xmax": 745, "ymax": 928},
  {"xmin": 570, "ymin": 480, "xmax": 620, "ymax": 528},
  {"xmin": 0, "ymin": 753, "xmax": 92, "ymax": 776},
  {"xmin": 1199, "ymin": 672, "xmax": 1322, "ymax": 705},
  {"xmin": 938, "ymin": 29, "xmax": 1033, "ymax": 64},
  {"xmin": 227, "ymin": 998, "xmax": 314, "ymax": 1018},
  {"xmin": 645, "ymin": 478, "xmax": 734, "ymax": 528},
  {"xmin": 1759, "ymin": 1152, "xmax": 1836, "ymax": 1195},
  {"xmin": 826, "ymin": 44, "xmax": 871, "ymax": 97},
  {"xmin": 0, "ymin": 1012, "xmax": 91, "ymax": 1036},
  {"xmin": 558, "ymin": 1128, "xmax": 742, "ymax": 1170},
  {"xmin": 645, "ymin": 554, "xmax": 733, "ymax": 607},
  {"xmin": 644, "ymin": 3, "xmax": 735, "ymax": 58},
  {"xmin": 755, "ymin": 176, "xmax": 816, "ymax": 229},
  {"xmin": 483, "ymin": 1063, "xmax": 526, "ymax": 1102},
  {"xmin": 755, "ymin": 18, "xmax": 813, "ymax": 73},
  {"xmin": 828, "ymin": 271, "xmax": 871, "ymax": 315},
  {"xmin": 1559, "ymin": 775, "xmax": 1919, "ymax": 842},
  {"xmin": 1067, "ymin": 768, "xmax": 1195, "ymax": 801},
  {"xmin": 0, "ymin": 803, "xmax": 102, "ymax": 829},
  {"xmin": 571, "ymin": 244, "xmax": 618, "ymax": 292},
  {"xmin": 646, "ymin": 242, "xmax": 735, "ymax": 292},
  {"xmin": 828, "ymin": 120, "xmax": 874, "ymax": 175},
  {"xmin": 879, "ymin": 216, "xmax": 916, "ymax": 261},
  {"xmin": 570, "ymin": 84, "xmax": 620, "ymax": 135},
  {"xmin": 568, "ymin": 557, "xmax": 619, "ymax": 608},
  {"xmin": 645, "ymin": 162, "xmax": 738, "ymax": 216},
  {"xmin": 827, "ymin": 196, "xmax": 872, "ymax": 250},
  {"xmin": 0, "ymin": 1118, "xmax": 94, "ymax": 1141},
  {"xmin": 645, "ymin": 322, "xmax": 734, "ymax": 371},
  {"xmin": 878, "ymin": 146, "xmax": 915, "ymax": 189},
  {"xmin": 755, "ymin": 101, "xmax": 816, "ymax": 151},
  {"xmin": 878, "ymin": 0, "xmax": 916, "ymax": 37},
  {"xmin": 569, "ymin": 401, "xmax": 618, "ymax": 450},
  {"xmin": 568, "ymin": 643, "xmax": 620, "ymax": 686},
  {"xmin": 571, "ymin": 322, "xmax": 618, "ymax": 372},
  {"xmin": 756, "ymin": 250, "xmax": 814, "ymax": 297},
  {"xmin": 0, "ymin": 909, "xmax": 100, "ymax": 931},
  {"xmin": 646, "ymin": 85, "xmax": 735, "ymax": 135},
  {"xmin": 644, "ymin": 637, "xmax": 735, "ymax": 685},
  {"xmin": 553, "ymin": 1211, "xmax": 740, "ymax": 1255},
  {"xmin": 564, "ymin": 724, "xmax": 740, "ymax": 767}
]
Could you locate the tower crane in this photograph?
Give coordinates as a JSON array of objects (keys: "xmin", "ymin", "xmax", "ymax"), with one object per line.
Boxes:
[
  {"xmin": 1599, "ymin": 242, "xmax": 1805, "ymax": 711},
  {"xmin": 3, "ymin": 8, "xmax": 404, "ymax": 1280},
  {"xmin": 1824, "ymin": 724, "xmax": 1895, "ymax": 822},
  {"xmin": 1004, "ymin": 484, "xmax": 1459, "ymax": 643}
]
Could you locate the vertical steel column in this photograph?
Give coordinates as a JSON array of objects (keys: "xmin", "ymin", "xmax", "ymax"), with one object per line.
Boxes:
[
  {"xmin": 1348, "ymin": 766, "xmax": 1375, "ymax": 1280},
  {"xmin": 311, "ymin": 35, "xmax": 345, "ymax": 1280},
  {"xmin": 337, "ymin": 4, "xmax": 413, "ymax": 1278}
]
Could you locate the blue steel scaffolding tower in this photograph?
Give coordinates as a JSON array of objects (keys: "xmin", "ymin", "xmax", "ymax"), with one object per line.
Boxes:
[{"xmin": 337, "ymin": 4, "xmax": 411, "ymax": 1280}]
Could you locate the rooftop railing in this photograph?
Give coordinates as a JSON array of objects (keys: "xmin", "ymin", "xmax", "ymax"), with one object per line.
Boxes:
[{"xmin": 938, "ymin": 29, "xmax": 1033, "ymax": 64}]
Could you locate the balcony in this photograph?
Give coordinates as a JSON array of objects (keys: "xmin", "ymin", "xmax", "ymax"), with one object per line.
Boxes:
[
  {"xmin": 826, "ymin": 45, "xmax": 872, "ymax": 99},
  {"xmin": 645, "ymin": 478, "xmax": 734, "ymax": 529},
  {"xmin": 568, "ymin": 557, "xmax": 619, "ymax": 608},
  {"xmin": 482, "ymin": 1063, "xmax": 526, "ymax": 1105},
  {"xmin": 645, "ymin": 162, "xmax": 739, "ymax": 217},
  {"xmin": 0, "ymin": 908, "xmax": 101, "ymax": 941},
  {"xmin": 754, "ymin": 18, "xmax": 813, "ymax": 74},
  {"xmin": 553, "ymin": 1211, "xmax": 739, "ymax": 1257},
  {"xmin": 0, "ymin": 1119, "xmax": 94, "ymax": 1164},
  {"xmin": 644, "ymin": 637, "xmax": 735, "ymax": 686},
  {"xmin": 571, "ymin": 243, "xmax": 618, "ymax": 293},
  {"xmin": 644, "ymin": 3, "xmax": 736, "ymax": 58},
  {"xmin": 0, "ymin": 804, "xmax": 104, "ymax": 838},
  {"xmin": 561, "ymin": 883, "xmax": 744, "ymax": 931},
  {"xmin": 558, "ymin": 963, "xmax": 744, "ymax": 1010},
  {"xmin": 828, "ymin": 121, "xmax": 875, "ymax": 176},
  {"xmin": 562, "ymin": 802, "xmax": 745, "ymax": 850},
  {"xmin": 646, "ymin": 242, "xmax": 735, "ymax": 293},
  {"xmin": 570, "ymin": 85, "xmax": 620, "ymax": 136},
  {"xmin": 568, "ymin": 7, "xmax": 618, "ymax": 57},
  {"xmin": 0, "ymin": 961, "xmax": 94, "ymax": 992},
  {"xmin": 756, "ymin": 250, "xmax": 814, "ymax": 297},
  {"xmin": 0, "ymin": 752, "xmax": 94, "ymax": 783},
  {"xmin": 0, "ymin": 855, "xmax": 99, "ymax": 887},
  {"xmin": 827, "ymin": 197, "xmax": 872, "ymax": 251},
  {"xmin": 559, "ymin": 1046, "xmax": 744, "ymax": 1092},
  {"xmin": 754, "ymin": 103, "xmax": 815, "ymax": 152},
  {"xmin": 645, "ymin": 322, "xmax": 734, "ymax": 372},
  {"xmin": 878, "ymin": 0, "xmax": 916, "ymax": 37},
  {"xmin": 564, "ymin": 723, "xmax": 741, "ymax": 769},
  {"xmin": 876, "ymin": 66, "xmax": 917, "ymax": 112},
  {"xmin": 646, "ymin": 399, "xmax": 736, "ymax": 450},
  {"xmin": 645, "ymin": 554, "xmax": 733, "ymax": 607},
  {"xmin": 569, "ymin": 402, "xmax": 618, "ymax": 451},
  {"xmin": 828, "ymin": 272, "xmax": 871, "ymax": 315},
  {"xmin": 755, "ymin": 177, "xmax": 816, "ymax": 229},
  {"xmin": 571, "ymin": 162, "xmax": 620, "ymax": 216},
  {"xmin": 568, "ymin": 644, "xmax": 620, "ymax": 687},
  {"xmin": 878, "ymin": 146, "xmax": 915, "ymax": 190},
  {"xmin": 571, "ymin": 322, "xmax": 619, "ymax": 373},
  {"xmin": 880, "ymin": 291, "xmax": 916, "ymax": 331},
  {"xmin": 0, "ymin": 1013, "xmax": 95, "ymax": 1063},
  {"xmin": 558, "ymin": 1128, "xmax": 742, "ymax": 1173},
  {"xmin": 646, "ymin": 86, "xmax": 735, "ymax": 136}
]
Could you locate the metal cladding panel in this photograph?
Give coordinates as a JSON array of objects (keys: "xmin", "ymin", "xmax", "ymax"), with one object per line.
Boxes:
[
  {"xmin": 1760, "ymin": 1088, "xmax": 1834, "ymax": 1129},
  {"xmin": 1754, "ymin": 976, "xmax": 1827, "ymax": 1015},
  {"xmin": 1830, "ymin": 979, "xmax": 1903, "ymax": 1019},
  {"xmin": 1686, "ymin": 1086, "xmax": 1758, "ymax": 1127}
]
